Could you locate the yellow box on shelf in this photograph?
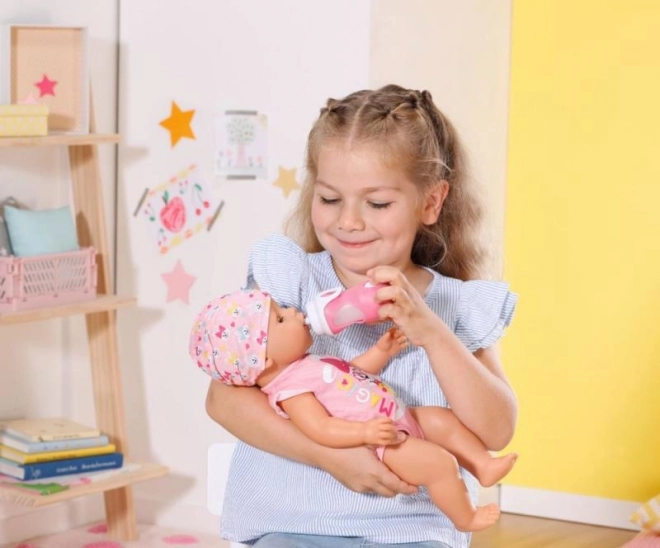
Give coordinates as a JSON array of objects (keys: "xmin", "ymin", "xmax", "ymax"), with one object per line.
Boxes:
[{"xmin": 0, "ymin": 104, "xmax": 48, "ymax": 137}]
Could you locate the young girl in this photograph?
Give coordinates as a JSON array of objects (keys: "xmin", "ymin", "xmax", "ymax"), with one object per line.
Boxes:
[
  {"xmin": 206, "ymin": 84, "xmax": 518, "ymax": 547},
  {"xmin": 191, "ymin": 289, "xmax": 517, "ymax": 533}
]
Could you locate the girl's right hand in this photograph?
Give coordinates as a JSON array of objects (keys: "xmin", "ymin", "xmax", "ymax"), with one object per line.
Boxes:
[
  {"xmin": 318, "ymin": 445, "xmax": 418, "ymax": 497},
  {"xmin": 368, "ymin": 266, "xmax": 442, "ymax": 349}
]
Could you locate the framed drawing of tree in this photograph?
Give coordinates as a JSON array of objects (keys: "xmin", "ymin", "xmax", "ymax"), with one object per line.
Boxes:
[
  {"xmin": 0, "ymin": 25, "xmax": 89, "ymax": 134},
  {"xmin": 214, "ymin": 110, "xmax": 268, "ymax": 179}
]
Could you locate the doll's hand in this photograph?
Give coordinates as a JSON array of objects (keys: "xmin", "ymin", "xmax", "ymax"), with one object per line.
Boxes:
[
  {"xmin": 368, "ymin": 266, "xmax": 444, "ymax": 349},
  {"xmin": 319, "ymin": 446, "xmax": 418, "ymax": 497},
  {"xmin": 375, "ymin": 327, "xmax": 408, "ymax": 357},
  {"xmin": 362, "ymin": 417, "xmax": 403, "ymax": 446}
]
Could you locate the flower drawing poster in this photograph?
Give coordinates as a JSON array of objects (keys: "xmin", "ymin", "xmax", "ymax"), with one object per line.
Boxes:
[
  {"xmin": 140, "ymin": 165, "xmax": 216, "ymax": 255},
  {"xmin": 214, "ymin": 110, "xmax": 268, "ymax": 179}
]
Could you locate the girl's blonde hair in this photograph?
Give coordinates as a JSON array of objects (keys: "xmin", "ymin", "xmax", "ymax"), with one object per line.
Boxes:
[{"xmin": 285, "ymin": 84, "xmax": 489, "ymax": 281}]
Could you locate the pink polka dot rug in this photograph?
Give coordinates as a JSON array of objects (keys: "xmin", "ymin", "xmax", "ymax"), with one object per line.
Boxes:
[
  {"xmin": 622, "ymin": 533, "xmax": 660, "ymax": 548},
  {"xmin": 3, "ymin": 523, "xmax": 228, "ymax": 548}
]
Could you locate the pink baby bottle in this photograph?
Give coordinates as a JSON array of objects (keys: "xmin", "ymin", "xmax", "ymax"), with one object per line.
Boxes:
[{"xmin": 304, "ymin": 281, "xmax": 386, "ymax": 336}]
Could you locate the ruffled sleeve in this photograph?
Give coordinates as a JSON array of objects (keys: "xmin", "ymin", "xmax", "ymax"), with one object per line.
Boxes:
[
  {"xmin": 245, "ymin": 234, "xmax": 308, "ymax": 309},
  {"xmin": 455, "ymin": 281, "xmax": 518, "ymax": 352}
]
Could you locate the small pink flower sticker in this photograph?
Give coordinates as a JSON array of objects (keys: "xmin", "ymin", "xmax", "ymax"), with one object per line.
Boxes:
[
  {"xmin": 87, "ymin": 523, "xmax": 108, "ymax": 533},
  {"xmin": 162, "ymin": 535, "xmax": 200, "ymax": 545}
]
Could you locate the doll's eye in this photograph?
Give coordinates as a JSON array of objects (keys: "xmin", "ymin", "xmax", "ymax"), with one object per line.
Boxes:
[{"xmin": 277, "ymin": 316, "xmax": 284, "ymax": 323}]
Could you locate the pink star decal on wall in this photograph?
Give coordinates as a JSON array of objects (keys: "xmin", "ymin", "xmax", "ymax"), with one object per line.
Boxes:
[
  {"xmin": 35, "ymin": 74, "xmax": 57, "ymax": 97},
  {"xmin": 161, "ymin": 260, "xmax": 196, "ymax": 304}
]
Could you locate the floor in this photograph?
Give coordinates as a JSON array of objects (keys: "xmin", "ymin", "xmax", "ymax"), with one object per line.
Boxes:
[
  {"xmin": 472, "ymin": 513, "xmax": 642, "ymax": 548},
  {"xmin": 1, "ymin": 515, "xmax": 651, "ymax": 548}
]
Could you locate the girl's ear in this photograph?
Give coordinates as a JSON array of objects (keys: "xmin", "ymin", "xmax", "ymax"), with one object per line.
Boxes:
[{"xmin": 421, "ymin": 180, "xmax": 449, "ymax": 225}]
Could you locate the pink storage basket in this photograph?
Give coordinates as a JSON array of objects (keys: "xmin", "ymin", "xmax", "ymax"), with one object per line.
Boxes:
[{"xmin": 0, "ymin": 247, "xmax": 97, "ymax": 312}]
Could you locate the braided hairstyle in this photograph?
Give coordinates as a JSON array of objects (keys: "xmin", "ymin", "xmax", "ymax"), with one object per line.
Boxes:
[{"xmin": 285, "ymin": 84, "xmax": 488, "ymax": 281}]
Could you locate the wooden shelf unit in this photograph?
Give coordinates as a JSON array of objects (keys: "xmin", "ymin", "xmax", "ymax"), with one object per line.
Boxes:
[
  {"xmin": 0, "ymin": 132, "xmax": 166, "ymax": 541},
  {"xmin": 0, "ymin": 295, "xmax": 136, "ymax": 325},
  {"xmin": 0, "ymin": 133, "xmax": 120, "ymax": 147},
  {"xmin": 0, "ymin": 463, "xmax": 168, "ymax": 508}
]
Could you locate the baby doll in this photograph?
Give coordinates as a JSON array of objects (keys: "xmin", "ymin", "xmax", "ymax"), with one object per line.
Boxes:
[{"xmin": 189, "ymin": 288, "xmax": 517, "ymax": 532}]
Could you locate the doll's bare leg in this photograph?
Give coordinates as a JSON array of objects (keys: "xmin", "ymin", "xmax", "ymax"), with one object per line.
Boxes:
[
  {"xmin": 410, "ymin": 407, "xmax": 517, "ymax": 487},
  {"xmin": 382, "ymin": 436, "xmax": 500, "ymax": 532}
]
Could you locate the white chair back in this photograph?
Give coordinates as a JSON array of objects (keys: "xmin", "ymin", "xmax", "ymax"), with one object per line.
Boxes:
[{"xmin": 208, "ymin": 442, "xmax": 248, "ymax": 547}]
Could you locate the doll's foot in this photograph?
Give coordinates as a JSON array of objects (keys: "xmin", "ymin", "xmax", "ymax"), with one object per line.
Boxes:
[
  {"xmin": 457, "ymin": 503, "xmax": 501, "ymax": 532},
  {"xmin": 476, "ymin": 452, "xmax": 518, "ymax": 487}
]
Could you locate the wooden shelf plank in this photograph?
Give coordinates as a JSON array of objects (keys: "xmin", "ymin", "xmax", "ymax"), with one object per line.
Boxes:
[
  {"xmin": 0, "ymin": 462, "xmax": 168, "ymax": 507},
  {"xmin": 0, "ymin": 133, "xmax": 120, "ymax": 148},
  {"xmin": 0, "ymin": 295, "xmax": 136, "ymax": 325}
]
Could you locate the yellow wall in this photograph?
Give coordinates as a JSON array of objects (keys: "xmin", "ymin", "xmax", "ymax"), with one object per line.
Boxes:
[{"xmin": 504, "ymin": 0, "xmax": 660, "ymax": 501}]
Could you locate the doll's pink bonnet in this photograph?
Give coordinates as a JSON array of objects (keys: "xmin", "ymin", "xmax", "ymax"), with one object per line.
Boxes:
[{"xmin": 189, "ymin": 289, "xmax": 271, "ymax": 386}]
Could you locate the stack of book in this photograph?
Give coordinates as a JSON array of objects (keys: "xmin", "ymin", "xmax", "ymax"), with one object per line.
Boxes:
[{"xmin": 0, "ymin": 417, "xmax": 123, "ymax": 481}]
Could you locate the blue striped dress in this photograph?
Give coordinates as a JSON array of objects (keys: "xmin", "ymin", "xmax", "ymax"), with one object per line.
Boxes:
[{"xmin": 221, "ymin": 234, "xmax": 517, "ymax": 547}]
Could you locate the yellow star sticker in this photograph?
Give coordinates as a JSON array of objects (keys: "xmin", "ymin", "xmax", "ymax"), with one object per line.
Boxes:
[
  {"xmin": 272, "ymin": 166, "xmax": 300, "ymax": 198},
  {"xmin": 159, "ymin": 101, "xmax": 196, "ymax": 147}
]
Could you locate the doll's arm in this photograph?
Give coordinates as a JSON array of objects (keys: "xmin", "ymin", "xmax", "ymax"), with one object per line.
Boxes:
[
  {"xmin": 206, "ymin": 380, "xmax": 417, "ymax": 498},
  {"xmin": 351, "ymin": 327, "xmax": 408, "ymax": 375},
  {"xmin": 280, "ymin": 393, "xmax": 401, "ymax": 448}
]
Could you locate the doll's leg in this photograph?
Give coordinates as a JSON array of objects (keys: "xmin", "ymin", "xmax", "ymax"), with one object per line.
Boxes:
[
  {"xmin": 382, "ymin": 436, "xmax": 500, "ymax": 532},
  {"xmin": 409, "ymin": 407, "xmax": 517, "ymax": 487}
]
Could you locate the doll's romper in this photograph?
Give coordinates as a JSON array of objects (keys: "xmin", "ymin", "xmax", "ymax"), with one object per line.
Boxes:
[{"xmin": 260, "ymin": 354, "xmax": 425, "ymax": 459}]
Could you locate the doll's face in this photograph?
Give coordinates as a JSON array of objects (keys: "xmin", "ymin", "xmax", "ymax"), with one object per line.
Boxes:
[{"xmin": 266, "ymin": 301, "xmax": 313, "ymax": 367}]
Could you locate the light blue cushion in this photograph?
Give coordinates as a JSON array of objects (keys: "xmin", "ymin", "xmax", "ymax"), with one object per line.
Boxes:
[
  {"xmin": 4, "ymin": 205, "xmax": 79, "ymax": 257},
  {"xmin": 0, "ymin": 216, "xmax": 10, "ymax": 257},
  {"xmin": 0, "ymin": 196, "xmax": 30, "ymax": 256}
]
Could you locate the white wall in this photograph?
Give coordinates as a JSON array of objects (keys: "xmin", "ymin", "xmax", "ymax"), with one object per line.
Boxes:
[
  {"xmin": 0, "ymin": 1, "xmax": 119, "ymax": 545},
  {"xmin": 371, "ymin": 0, "xmax": 513, "ymax": 277},
  {"xmin": 116, "ymin": 0, "xmax": 371, "ymax": 533}
]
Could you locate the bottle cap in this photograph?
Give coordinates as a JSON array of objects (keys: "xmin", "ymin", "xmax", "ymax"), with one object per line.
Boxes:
[{"xmin": 305, "ymin": 307, "xmax": 328, "ymax": 335}]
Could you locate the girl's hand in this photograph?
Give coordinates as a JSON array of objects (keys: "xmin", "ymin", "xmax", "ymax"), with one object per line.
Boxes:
[
  {"xmin": 375, "ymin": 327, "xmax": 408, "ymax": 357},
  {"xmin": 319, "ymin": 446, "xmax": 418, "ymax": 497},
  {"xmin": 368, "ymin": 266, "xmax": 443, "ymax": 348}
]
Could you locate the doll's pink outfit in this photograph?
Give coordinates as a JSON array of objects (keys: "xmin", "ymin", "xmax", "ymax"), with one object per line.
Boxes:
[{"xmin": 260, "ymin": 353, "xmax": 424, "ymax": 459}]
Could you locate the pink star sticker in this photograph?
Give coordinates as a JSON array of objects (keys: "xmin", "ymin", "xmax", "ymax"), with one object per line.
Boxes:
[
  {"xmin": 161, "ymin": 260, "xmax": 196, "ymax": 304},
  {"xmin": 35, "ymin": 74, "xmax": 57, "ymax": 97}
]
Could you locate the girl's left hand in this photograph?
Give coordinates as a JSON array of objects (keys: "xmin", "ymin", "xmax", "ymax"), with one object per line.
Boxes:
[{"xmin": 368, "ymin": 266, "xmax": 442, "ymax": 348}]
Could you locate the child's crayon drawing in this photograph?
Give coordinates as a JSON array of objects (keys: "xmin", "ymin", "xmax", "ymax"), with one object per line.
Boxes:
[{"xmin": 139, "ymin": 164, "xmax": 219, "ymax": 255}]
